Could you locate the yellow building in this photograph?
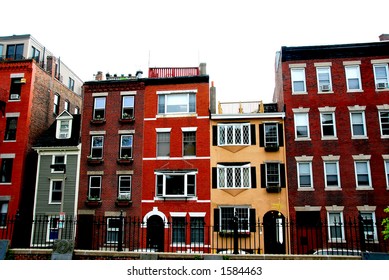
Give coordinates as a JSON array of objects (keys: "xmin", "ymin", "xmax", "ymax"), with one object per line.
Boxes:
[{"xmin": 210, "ymin": 98, "xmax": 288, "ymax": 254}]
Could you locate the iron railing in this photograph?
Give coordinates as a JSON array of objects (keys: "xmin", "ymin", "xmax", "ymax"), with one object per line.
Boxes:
[{"xmin": 1, "ymin": 214, "xmax": 388, "ymax": 255}]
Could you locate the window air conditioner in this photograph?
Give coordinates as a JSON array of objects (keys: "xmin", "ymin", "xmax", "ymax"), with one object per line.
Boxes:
[
  {"xmin": 376, "ymin": 82, "xmax": 388, "ymax": 89},
  {"xmin": 118, "ymin": 193, "xmax": 131, "ymax": 200},
  {"xmin": 320, "ymin": 84, "xmax": 330, "ymax": 91}
]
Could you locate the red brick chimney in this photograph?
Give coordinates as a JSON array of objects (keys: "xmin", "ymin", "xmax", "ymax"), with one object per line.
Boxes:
[{"xmin": 95, "ymin": 71, "xmax": 103, "ymax": 81}]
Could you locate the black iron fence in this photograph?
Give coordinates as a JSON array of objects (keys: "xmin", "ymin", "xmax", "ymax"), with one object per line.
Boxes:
[{"xmin": 1, "ymin": 214, "xmax": 388, "ymax": 255}]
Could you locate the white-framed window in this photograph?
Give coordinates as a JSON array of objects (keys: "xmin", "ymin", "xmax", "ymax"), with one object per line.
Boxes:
[
  {"xmin": 327, "ymin": 211, "xmax": 345, "ymax": 242},
  {"xmin": 294, "ymin": 112, "xmax": 310, "ymax": 139},
  {"xmin": 297, "ymin": 161, "xmax": 313, "ymax": 189},
  {"xmin": 93, "ymin": 97, "xmax": 106, "ymax": 119},
  {"xmin": 316, "ymin": 66, "xmax": 332, "ymax": 92},
  {"xmin": 291, "ymin": 68, "xmax": 306, "ymax": 93},
  {"xmin": 118, "ymin": 175, "xmax": 131, "ymax": 199},
  {"xmin": 0, "ymin": 201, "xmax": 9, "ymax": 227},
  {"xmin": 323, "ymin": 160, "xmax": 341, "ymax": 189},
  {"xmin": 64, "ymin": 100, "xmax": 69, "ymax": 111},
  {"xmin": 121, "ymin": 95, "xmax": 134, "ymax": 119},
  {"xmin": 373, "ymin": 64, "xmax": 389, "ymax": 89},
  {"xmin": 55, "ymin": 111, "xmax": 73, "ymax": 139},
  {"xmin": 172, "ymin": 217, "xmax": 186, "ymax": 245},
  {"xmin": 74, "ymin": 106, "xmax": 80, "ymax": 114},
  {"xmin": 217, "ymin": 163, "xmax": 251, "ymax": 189},
  {"xmin": 155, "ymin": 171, "xmax": 196, "ymax": 198},
  {"xmin": 218, "ymin": 123, "xmax": 251, "ymax": 146},
  {"xmin": 378, "ymin": 110, "xmax": 389, "ymax": 137},
  {"xmin": 264, "ymin": 123, "xmax": 279, "ymax": 147},
  {"xmin": 190, "ymin": 216, "xmax": 204, "ymax": 245},
  {"xmin": 91, "ymin": 135, "xmax": 104, "ymax": 158},
  {"xmin": 359, "ymin": 212, "xmax": 378, "ymax": 242},
  {"xmin": 120, "ymin": 135, "xmax": 133, "ymax": 158},
  {"xmin": 49, "ymin": 179, "xmax": 63, "ymax": 204},
  {"xmin": 53, "ymin": 93, "xmax": 60, "ymax": 115},
  {"xmin": 320, "ymin": 112, "xmax": 337, "ymax": 138},
  {"xmin": 350, "ymin": 111, "xmax": 367, "ymax": 138},
  {"xmin": 106, "ymin": 217, "xmax": 123, "ymax": 244},
  {"xmin": 265, "ymin": 162, "xmax": 281, "ymax": 187},
  {"xmin": 68, "ymin": 77, "xmax": 75, "ymax": 91},
  {"xmin": 183, "ymin": 130, "xmax": 196, "ymax": 157},
  {"xmin": 219, "ymin": 207, "xmax": 250, "ymax": 232},
  {"xmin": 156, "ymin": 131, "xmax": 170, "ymax": 157},
  {"xmin": 345, "ymin": 65, "xmax": 362, "ymax": 91},
  {"xmin": 88, "ymin": 175, "xmax": 102, "ymax": 199},
  {"xmin": 384, "ymin": 158, "xmax": 389, "ymax": 188},
  {"xmin": 51, "ymin": 155, "xmax": 66, "ymax": 173},
  {"xmin": 46, "ymin": 216, "xmax": 59, "ymax": 242},
  {"xmin": 157, "ymin": 91, "xmax": 196, "ymax": 114},
  {"xmin": 354, "ymin": 160, "xmax": 372, "ymax": 188}
]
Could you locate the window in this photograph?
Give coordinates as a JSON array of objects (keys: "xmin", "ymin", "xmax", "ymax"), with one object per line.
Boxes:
[
  {"xmin": 0, "ymin": 158, "xmax": 13, "ymax": 183},
  {"xmin": 50, "ymin": 180, "xmax": 63, "ymax": 204},
  {"xmin": 58, "ymin": 120, "xmax": 70, "ymax": 139},
  {"xmin": 120, "ymin": 135, "xmax": 133, "ymax": 158},
  {"xmin": 4, "ymin": 117, "xmax": 17, "ymax": 140},
  {"xmin": 172, "ymin": 217, "xmax": 186, "ymax": 244},
  {"xmin": 121, "ymin": 95, "xmax": 134, "ymax": 119},
  {"xmin": 0, "ymin": 201, "xmax": 8, "ymax": 227},
  {"xmin": 155, "ymin": 171, "xmax": 196, "ymax": 198},
  {"xmin": 327, "ymin": 212, "xmax": 344, "ymax": 241},
  {"xmin": 294, "ymin": 112, "xmax": 310, "ymax": 139},
  {"xmin": 118, "ymin": 176, "xmax": 131, "ymax": 199},
  {"xmin": 106, "ymin": 217, "xmax": 123, "ymax": 244},
  {"xmin": 218, "ymin": 123, "xmax": 251, "ymax": 146},
  {"xmin": 91, "ymin": 136, "xmax": 104, "ymax": 158},
  {"xmin": 324, "ymin": 161, "xmax": 340, "ymax": 188},
  {"xmin": 317, "ymin": 67, "xmax": 332, "ymax": 92},
  {"xmin": 9, "ymin": 78, "xmax": 22, "ymax": 100},
  {"xmin": 297, "ymin": 162, "xmax": 313, "ymax": 189},
  {"xmin": 93, "ymin": 97, "xmax": 106, "ymax": 119},
  {"xmin": 183, "ymin": 131, "xmax": 196, "ymax": 156},
  {"xmin": 190, "ymin": 217, "xmax": 204, "ymax": 244},
  {"xmin": 88, "ymin": 176, "xmax": 102, "ymax": 199},
  {"xmin": 51, "ymin": 155, "xmax": 65, "ymax": 173},
  {"xmin": 373, "ymin": 64, "xmax": 389, "ymax": 89},
  {"xmin": 320, "ymin": 112, "xmax": 336, "ymax": 138},
  {"xmin": 31, "ymin": 46, "xmax": 40, "ymax": 62},
  {"xmin": 265, "ymin": 163, "xmax": 280, "ymax": 187},
  {"xmin": 264, "ymin": 123, "xmax": 278, "ymax": 147},
  {"xmin": 219, "ymin": 207, "xmax": 250, "ymax": 232},
  {"xmin": 158, "ymin": 91, "xmax": 196, "ymax": 114},
  {"xmin": 261, "ymin": 163, "xmax": 285, "ymax": 191},
  {"xmin": 68, "ymin": 77, "xmax": 75, "ymax": 91},
  {"xmin": 385, "ymin": 159, "xmax": 389, "ymax": 188},
  {"xmin": 354, "ymin": 160, "xmax": 371, "ymax": 188},
  {"xmin": 64, "ymin": 100, "xmax": 69, "ymax": 111},
  {"xmin": 291, "ymin": 68, "xmax": 306, "ymax": 93},
  {"xmin": 379, "ymin": 111, "xmax": 389, "ymax": 137},
  {"xmin": 47, "ymin": 216, "xmax": 59, "ymax": 241},
  {"xmin": 217, "ymin": 163, "xmax": 252, "ymax": 189},
  {"xmin": 350, "ymin": 111, "xmax": 367, "ymax": 137},
  {"xmin": 53, "ymin": 94, "xmax": 60, "ymax": 115},
  {"xmin": 157, "ymin": 131, "xmax": 170, "ymax": 157},
  {"xmin": 359, "ymin": 212, "xmax": 377, "ymax": 241},
  {"xmin": 74, "ymin": 106, "xmax": 80, "ymax": 114},
  {"xmin": 6, "ymin": 44, "xmax": 24, "ymax": 60},
  {"xmin": 345, "ymin": 65, "xmax": 362, "ymax": 91}
]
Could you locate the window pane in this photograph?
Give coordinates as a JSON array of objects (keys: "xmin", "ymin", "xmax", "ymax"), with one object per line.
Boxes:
[
  {"xmin": 157, "ymin": 132, "xmax": 170, "ymax": 157},
  {"xmin": 165, "ymin": 175, "xmax": 185, "ymax": 195}
]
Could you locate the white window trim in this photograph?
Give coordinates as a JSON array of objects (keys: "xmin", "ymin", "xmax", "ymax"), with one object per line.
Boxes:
[
  {"xmin": 383, "ymin": 155, "xmax": 389, "ymax": 189},
  {"xmin": 49, "ymin": 179, "xmax": 63, "ymax": 204},
  {"xmin": 217, "ymin": 123, "xmax": 251, "ymax": 146},
  {"xmin": 217, "ymin": 163, "xmax": 252, "ymax": 189},
  {"xmin": 51, "ymin": 155, "xmax": 66, "ymax": 174},
  {"xmin": 296, "ymin": 161, "xmax": 314, "ymax": 190},
  {"xmin": 348, "ymin": 109, "xmax": 368, "ymax": 139},
  {"xmin": 316, "ymin": 66, "xmax": 333, "ymax": 93},
  {"xmin": 357, "ymin": 209, "xmax": 378, "ymax": 242},
  {"xmin": 352, "ymin": 155, "xmax": 372, "ymax": 190},
  {"xmin": 155, "ymin": 171, "xmax": 197, "ymax": 199},
  {"xmin": 46, "ymin": 216, "xmax": 59, "ymax": 242},
  {"xmin": 377, "ymin": 105, "xmax": 389, "ymax": 139},
  {"xmin": 322, "ymin": 158, "xmax": 341, "ymax": 190},
  {"xmin": 319, "ymin": 109, "xmax": 337, "ymax": 140},
  {"xmin": 344, "ymin": 64, "xmax": 363, "ymax": 92},
  {"xmin": 372, "ymin": 63, "xmax": 389, "ymax": 91},
  {"xmin": 290, "ymin": 67, "xmax": 307, "ymax": 94},
  {"xmin": 326, "ymin": 209, "xmax": 346, "ymax": 243},
  {"xmin": 292, "ymin": 109, "xmax": 310, "ymax": 141}
]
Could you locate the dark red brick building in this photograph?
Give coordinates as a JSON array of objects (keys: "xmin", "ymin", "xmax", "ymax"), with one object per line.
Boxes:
[{"xmin": 274, "ymin": 35, "xmax": 389, "ymax": 253}]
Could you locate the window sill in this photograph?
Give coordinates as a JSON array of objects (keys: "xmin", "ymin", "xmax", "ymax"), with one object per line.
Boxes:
[
  {"xmin": 375, "ymin": 88, "xmax": 389, "ymax": 92},
  {"xmin": 321, "ymin": 137, "xmax": 338, "ymax": 140},
  {"xmin": 119, "ymin": 117, "xmax": 135, "ymax": 124},
  {"xmin": 117, "ymin": 158, "xmax": 133, "ymax": 165},
  {"xmin": 154, "ymin": 196, "xmax": 197, "ymax": 201},
  {"xmin": 115, "ymin": 200, "xmax": 132, "ymax": 207},
  {"xmin": 90, "ymin": 119, "xmax": 106, "ymax": 125},
  {"xmin": 156, "ymin": 113, "xmax": 198, "ymax": 118},
  {"xmin": 266, "ymin": 186, "xmax": 281, "ymax": 193},
  {"xmin": 3, "ymin": 140, "xmax": 16, "ymax": 143},
  {"xmin": 324, "ymin": 187, "xmax": 342, "ymax": 191},
  {"xmin": 87, "ymin": 158, "xmax": 104, "ymax": 165},
  {"xmin": 351, "ymin": 136, "xmax": 368, "ymax": 140},
  {"xmin": 356, "ymin": 187, "xmax": 374, "ymax": 190},
  {"xmin": 85, "ymin": 199, "xmax": 102, "ymax": 207},
  {"xmin": 264, "ymin": 145, "xmax": 279, "ymax": 152},
  {"xmin": 347, "ymin": 90, "xmax": 364, "ymax": 93},
  {"xmin": 292, "ymin": 92, "xmax": 308, "ymax": 95},
  {"xmin": 298, "ymin": 188, "xmax": 315, "ymax": 191},
  {"xmin": 294, "ymin": 138, "xmax": 311, "ymax": 141},
  {"xmin": 317, "ymin": 91, "xmax": 334, "ymax": 94}
]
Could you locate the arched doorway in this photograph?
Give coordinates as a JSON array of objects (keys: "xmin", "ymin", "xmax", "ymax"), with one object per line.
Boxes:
[
  {"xmin": 146, "ymin": 215, "xmax": 165, "ymax": 252},
  {"xmin": 263, "ymin": 211, "xmax": 286, "ymax": 254}
]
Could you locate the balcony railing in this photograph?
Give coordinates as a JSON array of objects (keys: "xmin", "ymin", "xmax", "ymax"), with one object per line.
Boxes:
[
  {"xmin": 148, "ymin": 67, "xmax": 200, "ymax": 78},
  {"xmin": 217, "ymin": 101, "xmax": 278, "ymax": 114}
]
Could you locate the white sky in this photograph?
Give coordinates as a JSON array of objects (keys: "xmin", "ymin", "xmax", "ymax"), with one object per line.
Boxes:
[{"xmin": 1, "ymin": 0, "xmax": 388, "ymax": 103}]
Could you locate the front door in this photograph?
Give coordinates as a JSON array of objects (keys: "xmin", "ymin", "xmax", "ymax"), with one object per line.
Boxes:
[
  {"xmin": 146, "ymin": 215, "xmax": 164, "ymax": 252},
  {"xmin": 263, "ymin": 211, "xmax": 286, "ymax": 254}
]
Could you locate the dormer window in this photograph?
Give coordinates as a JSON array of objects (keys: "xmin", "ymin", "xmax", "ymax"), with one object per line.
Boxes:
[{"xmin": 55, "ymin": 111, "xmax": 73, "ymax": 139}]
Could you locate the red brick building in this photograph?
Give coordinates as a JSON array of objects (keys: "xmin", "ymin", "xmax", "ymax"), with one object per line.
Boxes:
[
  {"xmin": 0, "ymin": 34, "xmax": 82, "ymax": 246},
  {"xmin": 77, "ymin": 72, "xmax": 145, "ymax": 249},
  {"xmin": 141, "ymin": 64, "xmax": 211, "ymax": 253},
  {"xmin": 274, "ymin": 35, "xmax": 389, "ymax": 253}
]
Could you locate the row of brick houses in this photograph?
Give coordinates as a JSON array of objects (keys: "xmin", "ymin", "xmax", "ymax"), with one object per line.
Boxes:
[{"xmin": 1, "ymin": 34, "xmax": 389, "ymax": 254}]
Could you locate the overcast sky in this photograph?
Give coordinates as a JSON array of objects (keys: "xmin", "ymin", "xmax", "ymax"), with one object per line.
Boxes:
[{"xmin": 1, "ymin": 0, "xmax": 388, "ymax": 103}]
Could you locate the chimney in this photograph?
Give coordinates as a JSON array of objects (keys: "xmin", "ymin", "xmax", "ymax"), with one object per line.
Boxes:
[
  {"xmin": 210, "ymin": 81, "xmax": 216, "ymax": 114},
  {"xmin": 95, "ymin": 71, "xmax": 103, "ymax": 81},
  {"xmin": 199, "ymin": 63, "xmax": 206, "ymax": 75},
  {"xmin": 379, "ymin": 34, "xmax": 389, "ymax": 41}
]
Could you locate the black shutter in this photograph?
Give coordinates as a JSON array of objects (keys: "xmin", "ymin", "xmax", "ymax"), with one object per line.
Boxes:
[
  {"xmin": 213, "ymin": 208, "xmax": 220, "ymax": 232},
  {"xmin": 259, "ymin": 124, "xmax": 264, "ymax": 147},
  {"xmin": 251, "ymin": 166, "xmax": 257, "ymax": 188},
  {"xmin": 212, "ymin": 126, "xmax": 218, "ymax": 146},
  {"xmin": 280, "ymin": 164, "xmax": 286, "ymax": 188},
  {"xmin": 212, "ymin": 167, "xmax": 217, "ymax": 189},
  {"xmin": 278, "ymin": 123, "xmax": 284, "ymax": 147},
  {"xmin": 260, "ymin": 164, "xmax": 266, "ymax": 188},
  {"xmin": 250, "ymin": 209, "xmax": 256, "ymax": 232},
  {"xmin": 250, "ymin": 124, "xmax": 256, "ymax": 145}
]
